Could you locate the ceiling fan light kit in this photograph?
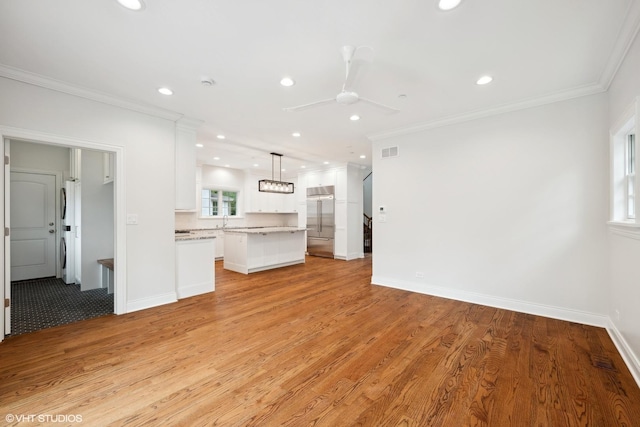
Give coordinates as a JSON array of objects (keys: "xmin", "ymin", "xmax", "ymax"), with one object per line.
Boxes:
[{"xmin": 258, "ymin": 153, "xmax": 295, "ymax": 194}]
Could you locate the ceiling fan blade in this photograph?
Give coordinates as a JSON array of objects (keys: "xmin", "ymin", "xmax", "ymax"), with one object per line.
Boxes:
[
  {"xmin": 358, "ymin": 97, "xmax": 400, "ymax": 114},
  {"xmin": 283, "ymin": 98, "xmax": 335, "ymax": 112},
  {"xmin": 342, "ymin": 46, "xmax": 374, "ymax": 92}
]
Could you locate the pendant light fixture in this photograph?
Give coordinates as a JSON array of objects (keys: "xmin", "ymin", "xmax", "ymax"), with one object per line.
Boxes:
[{"xmin": 259, "ymin": 153, "xmax": 295, "ymax": 194}]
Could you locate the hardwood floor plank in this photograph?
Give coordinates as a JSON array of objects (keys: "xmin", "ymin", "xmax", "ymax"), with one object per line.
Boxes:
[{"xmin": 0, "ymin": 256, "xmax": 638, "ymax": 426}]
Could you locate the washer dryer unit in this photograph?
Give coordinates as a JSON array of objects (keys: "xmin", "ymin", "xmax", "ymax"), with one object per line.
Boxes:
[{"xmin": 60, "ymin": 181, "xmax": 76, "ymax": 284}]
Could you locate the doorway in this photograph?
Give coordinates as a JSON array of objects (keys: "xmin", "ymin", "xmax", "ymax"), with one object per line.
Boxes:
[{"xmin": 4, "ymin": 138, "xmax": 117, "ymax": 336}]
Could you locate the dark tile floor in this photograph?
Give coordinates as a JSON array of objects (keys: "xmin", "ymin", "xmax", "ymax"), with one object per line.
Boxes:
[{"xmin": 10, "ymin": 277, "xmax": 114, "ymax": 336}]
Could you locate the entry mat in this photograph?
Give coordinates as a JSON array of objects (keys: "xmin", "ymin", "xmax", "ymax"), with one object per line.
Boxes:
[{"xmin": 10, "ymin": 277, "xmax": 114, "ymax": 336}]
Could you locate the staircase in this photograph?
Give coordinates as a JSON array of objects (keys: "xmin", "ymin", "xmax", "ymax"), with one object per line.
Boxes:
[{"xmin": 363, "ymin": 213, "xmax": 372, "ymax": 253}]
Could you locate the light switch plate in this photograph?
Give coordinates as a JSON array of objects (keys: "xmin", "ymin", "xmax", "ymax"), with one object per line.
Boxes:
[{"xmin": 126, "ymin": 214, "xmax": 139, "ymax": 225}]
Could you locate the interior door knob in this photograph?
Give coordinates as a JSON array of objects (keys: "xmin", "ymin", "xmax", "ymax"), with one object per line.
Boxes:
[
  {"xmin": 49, "ymin": 222, "xmax": 54, "ymax": 226},
  {"xmin": 49, "ymin": 229, "xmax": 55, "ymax": 234}
]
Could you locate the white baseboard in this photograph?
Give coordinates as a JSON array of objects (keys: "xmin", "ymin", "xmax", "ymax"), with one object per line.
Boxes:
[
  {"xmin": 177, "ymin": 282, "xmax": 214, "ymax": 299},
  {"xmin": 371, "ymin": 276, "xmax": 608, "ymax": 327},
  {"xmin": 126, "ymin": 291, "xmax": 177, "ymax": 313},
  {"xmin": 606, "ymin": 319, "xmax": 640, "ymax": 389}
]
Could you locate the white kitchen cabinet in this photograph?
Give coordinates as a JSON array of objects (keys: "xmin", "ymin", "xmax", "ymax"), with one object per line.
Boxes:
[
  {"xmin": 215, "ymin": 230, "xmax": 224, "ymax": 259},
  {"xmin": 280, "ymin": 230, "xmax": 306, "ymax": 263},
  {"xmin": 70, "ymin": 148, "xmax": 81, "ymax": 181},
  {"xmin": 175, "ymin": 118, "xmax": 202, "ymax": 211},
  {"xmin": 244, "ymin": 171, "xmax": 298, "ymax": 213},
  {"xmin": 103, "ymin": 152, "xmax": 114, "ymax": 184},
  {"xmin": 224, "ymin": 228, "xmax": 305, "ymax": 274},
  {"xmin": 175, "ymin": 238, "xmax": 215, "ymax": 298},
  {"xmin": 247, "ymin": 233, "xmax": 266, "ymax": 269},
  {"xmin": 305, "ymin": 169, "xmax": 336, "ymax": 188}
]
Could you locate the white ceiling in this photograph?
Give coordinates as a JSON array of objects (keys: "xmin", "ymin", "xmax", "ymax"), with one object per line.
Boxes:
[{"xmin": 1, "ymin": 0, "xmax": 639, "ymax": 174}]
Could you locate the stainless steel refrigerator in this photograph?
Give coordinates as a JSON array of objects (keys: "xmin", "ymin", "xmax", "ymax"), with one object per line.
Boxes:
[{"xmin": 306, "ymin": 186, "xmax": 335, "ymax": 258}]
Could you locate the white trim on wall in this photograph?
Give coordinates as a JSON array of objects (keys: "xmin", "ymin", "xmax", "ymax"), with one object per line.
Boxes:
[
  {"xmin": 126, "ymin": 291, "xmax": 177, "ymax": 313},
  {"xmin": 607, "ymin": 319, "xmax": 640, "ymax": 388},
  {"xmin": 0, "ymin": 125, "xmax": 127, "ymax": 315},
  {"xmin": 367, "ymin": 83, "xmax": 606, "ymax": 142},
  {"xmin": 371, "ymin": 276, "xmax": 609, "ymax": 328},
  {"xmin": 0, "ymin": 64, "xmax": 182, "ymax": 122}
]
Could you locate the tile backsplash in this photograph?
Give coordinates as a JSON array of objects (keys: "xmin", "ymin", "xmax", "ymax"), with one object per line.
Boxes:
[{"xmin": 175, "ymin": 211, "xmax": 298, "ymax": 230}]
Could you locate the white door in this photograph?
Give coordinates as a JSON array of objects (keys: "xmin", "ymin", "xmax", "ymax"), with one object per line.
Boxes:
[{"xmin": 10, "ymin": 172, "xmax": 57, "ymax": 281}]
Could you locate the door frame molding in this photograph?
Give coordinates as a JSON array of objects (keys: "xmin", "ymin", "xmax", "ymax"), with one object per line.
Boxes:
[
  {"xmin": 1, "ymin": 126, "xmax": 127, "ymax": 342},
  {"xmin": 10, "ymin": 168, "xmax": 63, "ymax": 279}
]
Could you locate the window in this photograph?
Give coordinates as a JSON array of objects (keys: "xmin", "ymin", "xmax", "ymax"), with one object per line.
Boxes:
[
  {"xmin": 609, "ymin": 97, "xmax": 638, "ymax": 227},
  {"xmin": 626, "ymin": 133, "xmax": 635, "ymax": 219},
  {"xmin": 201, "ymin": 189, "xmax": 238, "ymax": 217}
]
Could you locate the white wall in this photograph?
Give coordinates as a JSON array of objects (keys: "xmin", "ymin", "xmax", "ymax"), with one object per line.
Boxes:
[
  {"xmin": 607, "ymin": 31, "xmax": 640, "ymax": 382},
  {"xmin": 0, "ymin": 77, "xmax": 178, "ymax": 312},
  {"xmin": 80, "ymin": 150, "xmax": 114, "ymax": 291},
  {"xmin": 372, "ymin": 92, "xmax": 610, "ymax": 325},
  {"xmin": 10, "ymin": 140, "xmax": 70, "ymax": 175}
]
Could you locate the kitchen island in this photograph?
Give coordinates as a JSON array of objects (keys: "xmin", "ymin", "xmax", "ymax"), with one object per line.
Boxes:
[{"xmin": 223, "ymin": 227, "xmax": 306, "ymax": 274}]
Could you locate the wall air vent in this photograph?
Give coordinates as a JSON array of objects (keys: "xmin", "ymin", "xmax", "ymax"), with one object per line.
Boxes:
[{"xmin": 381, "ymin": 146, "xmax": 399, "ymax": 158}]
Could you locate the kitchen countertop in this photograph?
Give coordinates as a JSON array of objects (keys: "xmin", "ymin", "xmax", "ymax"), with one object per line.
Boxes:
[
  {"xmin": 175, "ymin": 233, "xmax": 217, "ymax": 242},
  {"xmin": 223, "ymin": 227, "xmax": 306, "ymax": 234},
  {"xmin": 175, "ymin": 226, "xmax": 305, "ymax": 240}
]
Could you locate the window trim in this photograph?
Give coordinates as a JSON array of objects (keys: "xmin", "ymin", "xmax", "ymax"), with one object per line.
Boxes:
[
  {"xmin": 626, "ymin": 133, "xmax": 635, "ymax": 219},
  {"xmin": 200, "ymin": 187, "xmax": 240, "ymax": 218},
  {"xmin": 609, "ymin": 96, "xmax": 639, "ymax": 231}
]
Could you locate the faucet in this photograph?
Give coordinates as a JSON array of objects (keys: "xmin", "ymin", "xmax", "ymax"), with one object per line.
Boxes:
[{"xmin": 222, "ymin": 214, "xmax": 228, "ymax": 229}]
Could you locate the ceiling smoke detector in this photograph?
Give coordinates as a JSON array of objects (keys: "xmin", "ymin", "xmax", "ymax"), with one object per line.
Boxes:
[{"xmin": 201, "ymin": 78, "xmax": 215, "ymax": 87}]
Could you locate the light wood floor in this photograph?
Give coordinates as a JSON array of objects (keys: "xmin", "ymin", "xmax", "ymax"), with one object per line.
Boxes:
[{"xmin": 1, "ymin": 256, "xmax": 639, "ymax": 426}]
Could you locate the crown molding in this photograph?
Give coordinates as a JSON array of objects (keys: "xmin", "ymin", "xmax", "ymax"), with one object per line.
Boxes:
[
  {"xmin": 176, "ymin": 117, "xmax": 204, "ymax": 131},
  {"xmin": 599, "ymin": 0, "xmax": 640, "ymax": 90},
  {"xmin": 0, "ymin": 63, "xmax": 184, "ymax": 122},
  {"xmin": 367, "ymin": 83, "xmax": 606, "ymax": 142},
  {"xmin": 368, "ymin": 2, "xmax": 640, "ymax": 143}
]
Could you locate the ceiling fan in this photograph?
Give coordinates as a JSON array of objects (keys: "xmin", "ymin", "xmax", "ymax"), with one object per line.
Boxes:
[{"xmin": 283, "ymin": 45, "xmax": 400, "ymax": 114}]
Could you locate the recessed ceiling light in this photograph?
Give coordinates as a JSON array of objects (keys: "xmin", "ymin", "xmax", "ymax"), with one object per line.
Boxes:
[
  {"xmin": 292, "ymin": 132, "xmax": 301, "ymax": 137},
  {"xmin": 253, "ymin": 164, "xmax": 259, "ymax": 167},
  {"xmin": 158, "ymin": 87, "xmax": 173, "ymax": 96},
  {"xmin": 437, "ymin": 0, "xmax": 461, "ymax": 11},
  {"xmin": 281, "ymin": 168, "xmax": 286, "ymax": 172},
  {"xmin": 213, "ymin": 157, "xmax": 220, "ymax": 160},
  {"xmin": 195, "ymin": 143, "xmax": 204, "ymax": 148},
  {"xmin": 323, "ymin": 161, "xmax": 330, "ymax": 165},
  {"xmin": 300, "ymin": 165, "xmax": 306, "ymax": 169},
  {"xmin": 476, "ymin": 75, "xmax": 493, "ymax": 85},
  {"xmin": 216, "ymin": 134, "xmax": 225, "ymax": 139},
  {"xmin": 280, "ymin": 77, "xmax": 295, "ymax": 87},
  {"xmin": 224, "ymin": 164, "xmax": 230, "ymax": 168},
  {"xmin": 116, "ymin": 0, "xmax": 145, "ymax": 11},
  {"xmin": 350, "ymin": 115, "xmax": 360, "ymax": 121},
  {"xmin": 360, "ymin": 155, "xmax": 366, "ymax": 159}
]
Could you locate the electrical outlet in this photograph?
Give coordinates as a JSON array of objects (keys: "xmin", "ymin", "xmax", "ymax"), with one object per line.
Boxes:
[{"xmin": 415, "ymin": 272, "xmax": 425, "ymax": 278}]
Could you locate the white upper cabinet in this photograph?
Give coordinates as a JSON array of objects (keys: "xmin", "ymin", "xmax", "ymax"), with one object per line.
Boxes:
[
  {"xmin": 175, "ymin": 117, "xmax": 202, "ymax": 211},
  {"xmin": 305, "ymin": 169, "xmax": 336, "ymax": 188},
  {"xmin": 244, "ymin": 171, "xmax": 298, "ymax": 213},
  {"xmin": 103, "ymin": 152, "xmax": 114, "ymax": 184}
]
